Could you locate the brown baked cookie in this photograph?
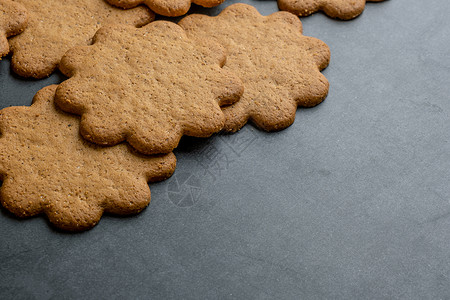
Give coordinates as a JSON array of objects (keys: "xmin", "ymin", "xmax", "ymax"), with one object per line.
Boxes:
[
  {"xmin": 8, "ymin": 0, "xmax": 154, "ymax": 78},
  {"xmin": 277, "ymin": 0, "xmax": 385, "ymax": 20},
  {"xmin": 55, "ymin": 21, "xmax": 243, "ymax": 154},
  {"xmin": 106, "ymin": 0, "xmax": 225, "ymax": 17},
  {"xmin": 179, "ymin": 4, "xmax": 330, "ymax": 132},
  {"xmin": 0, "ymin": 0, "xmax": 27, "ymax": 58},
  {"xmin": 0, "ymin": 85, "xmax": 176, "ymax": 231}
]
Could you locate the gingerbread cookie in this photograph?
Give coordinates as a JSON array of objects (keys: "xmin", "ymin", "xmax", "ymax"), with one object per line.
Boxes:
[
  {"xmin": 179, "ymin": 4, "xmax": 330, "ymax": 132},
  {"xmin": 0, "ymin": 85, "xmax": 176, "ymax": 231},
  {"xmin": 277, "ymin": 0, "xmax": 385, "ymax": 20},
  {"xmin": 56, "ymin": 21, "xmax": 243, "ymax": 154},
  {"xmin": 0, "ymin": 0, "xmax": 27, "ymax": 58},
  {"xmin": 106, "ymin": 0, "xmax": 225, "ymax": 17},
  {"xmin": 8, "ymin": 0, "xmax": 154, "ymax": 78}
]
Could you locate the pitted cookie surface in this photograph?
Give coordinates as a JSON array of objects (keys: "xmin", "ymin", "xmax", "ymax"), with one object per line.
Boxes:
[{"xmin": 0, "ymin": 85, "xmax": 176, "ymax": 231}]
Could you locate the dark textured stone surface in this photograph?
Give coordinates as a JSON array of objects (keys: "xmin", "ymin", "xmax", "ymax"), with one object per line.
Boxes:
[{"xmin": 1, "ymin": 0, "xmax": 450, "ymax": 298}]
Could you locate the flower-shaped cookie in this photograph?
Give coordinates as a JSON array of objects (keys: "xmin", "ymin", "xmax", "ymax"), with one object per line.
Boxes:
[
  {"xmin": 56, "ymin": 21, "xmax": 243, "ymax": 154},
  {"xmin": 106, "ymin": 0, "xmax": 225, "ymax": 17},
  {"xmin": 278, "ymin": 0, "xmax": 385, "ymax": 20},
  {"xmin": 0, "ymin": 85, "xmax": 176, "ymax": 231},
  {"xmin": 179, "ymin": 4, "xmax": 330, "ymax": 132},
  {"xmin": 0, "ymin": 0, "xmax": 27, "ymax": 58},
  {"xmin": 8, "ymin": 0, "xmax": 154, "ymax": 78}
]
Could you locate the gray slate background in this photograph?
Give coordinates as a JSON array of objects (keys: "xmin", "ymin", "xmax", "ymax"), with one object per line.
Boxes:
[{"xmin": 1, "ymin": 0, "xmax": 450, "ymax": 299}]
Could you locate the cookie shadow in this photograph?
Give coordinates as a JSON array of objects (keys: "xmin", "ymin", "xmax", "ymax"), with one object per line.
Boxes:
[{"xmin": 9, "ymin": 65, "xmax": 68, "ymax": 83}]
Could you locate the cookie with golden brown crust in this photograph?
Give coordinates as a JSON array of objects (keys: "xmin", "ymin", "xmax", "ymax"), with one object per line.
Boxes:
[
  {"xmin": 0, "ymin": 85, "xmax": 176, "ymax": 231},
  {"xmin": 277, "ymin": 0, "xmax": 385, "ymax": 20},
  {"xmin": 179, "ymin": 4, "xmax": 329, "ymax": 132},
  {"xmin": 0, "ymin": 0, "xmax": 27, "ymax": 58},
  {"xmin": 8, "ymin": 0, "xmax": 154, "ymax": 78},
  {"xmin": 56, "ymin": 21, "xmax": 243, "ymax": 155},
  {"xmin": 106, "ymin": 0, "xmax": 225, "ymax": 17}
]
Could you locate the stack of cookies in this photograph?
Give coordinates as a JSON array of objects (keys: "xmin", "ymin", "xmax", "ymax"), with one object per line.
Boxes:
[{"xmin": 0, "ymin": 0, "xmax": 384, "ymax": 231}]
